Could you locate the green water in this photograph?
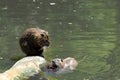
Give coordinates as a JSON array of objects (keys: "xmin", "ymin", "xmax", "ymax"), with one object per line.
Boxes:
[{"xmin": 0, "ymin": 0, "xmax": 120, "ymax": 80}]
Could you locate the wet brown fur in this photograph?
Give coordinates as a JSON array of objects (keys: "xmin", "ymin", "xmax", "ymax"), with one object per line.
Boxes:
[{"xmin": 19, "ymin": 28, "xmax": 50, "ymax": 57}]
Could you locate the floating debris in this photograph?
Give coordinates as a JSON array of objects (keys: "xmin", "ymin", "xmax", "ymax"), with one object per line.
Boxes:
[
  {"xmin": 0, "ymin": 57, "xmax": 3, "ymax": 60},
  {"xmin": 49, "ymin": 3, "xmax": 56, "ymax": 6},
  {"xmin": 36, "ymin": 6, "xmax": 40, "ymax": 9},
  {"xmin": 45, "ymin": 17, "xmax": 50, "ymax": 20},
  {"xmin": 16, "ymin": 37, "xmax": 19, "ymax": 39},
  {"xmin": 2, "ymin": 7, "xmax": 8, "ymax": 10},
  {"xmin": 73, "ymin": 10, "xmax": 77, "ymax": 12},
  {"xmin": 59, "ymin": 22, "xmax": 62, "ymax": 25},
  {"xmin": 90, "ymin": 16, "xmax": 94, "ymax": 19},
  {"xmin": 40, "ymin": 2, "xmax": 43, "ymax": 4},
  {"xmin": 68, "ymin": 22, "xmax": 73, "ymax": 25},
  {"xmin": 33, "ymin": 0, "xmax": 36, "ymax": 2},
  {"xmin": 60, "ymin": 45, "xmax": 63, "ymax": 47}
]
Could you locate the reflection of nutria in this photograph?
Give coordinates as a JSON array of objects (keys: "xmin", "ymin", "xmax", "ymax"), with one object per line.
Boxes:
[{"xmin": 19, "ymin": 28, "xmax": 50, "ymax": 57}]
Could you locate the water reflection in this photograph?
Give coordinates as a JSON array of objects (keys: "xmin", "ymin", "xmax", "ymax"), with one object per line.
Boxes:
[{"xmin": 0, "ymin": 0, "xmax": 119, "ymax": 80}]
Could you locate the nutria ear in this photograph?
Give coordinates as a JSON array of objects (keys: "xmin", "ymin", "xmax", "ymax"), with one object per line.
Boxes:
[
  {"xmin": 40, "ymin": 34, "xmax": 44, "ymax": 37},
  {"xmin": 61, "ymin": 59, "xmax": 63, "ymax": 62},
  {"xmin": 45, "ymin": 31, "xmax": 48, "ymax": 35}
]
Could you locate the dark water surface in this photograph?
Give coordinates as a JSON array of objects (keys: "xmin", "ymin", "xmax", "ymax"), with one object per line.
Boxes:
[{"xmin": 0, "ymin": 0, "xmax": 120, "ymax": 80}]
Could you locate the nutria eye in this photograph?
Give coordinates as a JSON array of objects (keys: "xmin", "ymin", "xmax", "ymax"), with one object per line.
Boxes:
[
  {"xmin": 46, "ymin": 36, "xmax": 49, "ymax": 39},
  {"xmin": 41, "ymin": 34, "xmax": 44, "ymax": 37},
  {"xmin": 61, "ymin": 59, "xmax": 63, "ymax": 62}
]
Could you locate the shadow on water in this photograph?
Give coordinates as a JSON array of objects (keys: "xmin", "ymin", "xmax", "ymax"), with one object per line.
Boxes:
[{"xmin": 0, "ymin": 0, "xmax": 120, "ymax": 80}]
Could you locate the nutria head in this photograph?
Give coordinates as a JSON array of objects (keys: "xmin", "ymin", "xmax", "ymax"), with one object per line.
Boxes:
[
  {"xmin": 47, "ymin": 57, "xmax": 78, "ymax": 74},
  {"xmin": 19, "ymin": 28, "xmax": 50, "ymax": 57}
]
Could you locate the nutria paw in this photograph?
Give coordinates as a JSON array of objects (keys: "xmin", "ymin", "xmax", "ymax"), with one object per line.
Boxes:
[{"xmin": 19, "ymin": 28, "xmax": 50, "ymax": 57}]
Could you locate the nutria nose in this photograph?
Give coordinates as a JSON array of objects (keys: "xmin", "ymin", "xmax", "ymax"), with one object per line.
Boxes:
[{"xmin": 45, "ymin": 40, "xmax": 50, "ymax": 46}]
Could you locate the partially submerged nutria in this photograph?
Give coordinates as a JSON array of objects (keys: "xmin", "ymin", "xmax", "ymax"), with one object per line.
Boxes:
[
  {"xmin": 0, "ymin": 28, "xmax": 78, "ymax": 80},
  {"xmin": 47, "ymin": 57, "xmax": 78, "ymax": 74},
  {"xmin": 19, "ymin": 28, "xmax": 50, "ymax": 57},
  {"xmin": 0, "ymin": 56, "xmax": 47, "ymax": 80},
  {"xmin": 0, "ymin": 56, "xmax": 78, "ymax": 80}
]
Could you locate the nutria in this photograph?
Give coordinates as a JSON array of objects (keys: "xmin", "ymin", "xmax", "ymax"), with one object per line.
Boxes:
[
  {"xmin": 0, "ymin": 56, "xmax": 78, "ymax": 80},
  {"xmin": 19, "ymin": 28, "xmax": 50, "ymax": 57},
  {"xmin": 47, "ymin": 57, "xmax": 78, "ymax": 74},
  {"xmin": 0, "ymin": 56, "xmax": 47, "ymax": 80}
]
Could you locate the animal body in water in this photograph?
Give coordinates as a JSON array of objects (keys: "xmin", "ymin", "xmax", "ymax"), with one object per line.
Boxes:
[
  {"xmin": 46, "ymin": 57, "xmax": 78, "ymax": 74},
  {"xmin": 0, "ymin": 57, "xmax": 78, "ymax": 80}
]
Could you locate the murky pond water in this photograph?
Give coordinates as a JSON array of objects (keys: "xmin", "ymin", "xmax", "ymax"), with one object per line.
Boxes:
[{"xmin": 0, "ymin": 0, "xmax": 120, "ymax": 80}]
